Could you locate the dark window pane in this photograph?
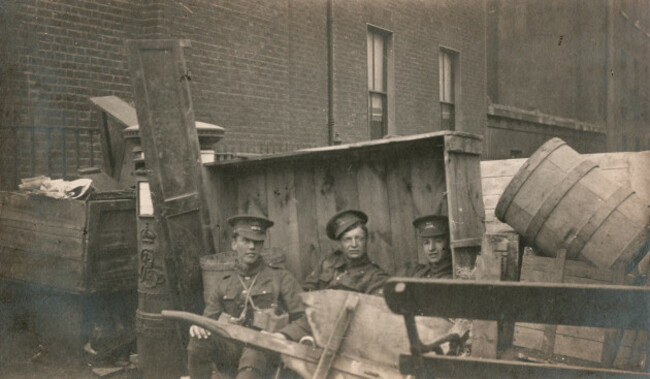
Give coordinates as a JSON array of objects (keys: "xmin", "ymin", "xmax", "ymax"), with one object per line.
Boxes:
[
  {"xmin": 370, "ymin": 93, "xmax": 386, "ymax": 139},
  {"xmin": 441, "ymin": 102, "xmax": 455, "ymax": 131}
]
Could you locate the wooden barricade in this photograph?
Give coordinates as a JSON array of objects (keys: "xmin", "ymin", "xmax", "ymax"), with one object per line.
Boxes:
[{"xmin": 203, "ymin": 131, "xmax": 485, "ymax": 280}]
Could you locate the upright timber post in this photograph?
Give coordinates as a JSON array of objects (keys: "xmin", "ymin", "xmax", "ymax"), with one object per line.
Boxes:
[{"xmin": 127, "ymin": 39, "xmax": 215, "ymax": 377}]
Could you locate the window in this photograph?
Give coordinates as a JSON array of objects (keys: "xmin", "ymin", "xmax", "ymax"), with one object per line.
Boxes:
[
  {"xmin": 439, "ymin": 48, "xmax": 458, "ymax": 130},
  {"xmin": 367, "ymin": 27, "xmax": 390, "ymax": 139}
]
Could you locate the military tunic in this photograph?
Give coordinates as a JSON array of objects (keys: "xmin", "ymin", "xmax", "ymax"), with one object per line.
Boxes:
[
  {"xmin": 408, "ymin": 261, "xmax": 453, "ymax": 279},
  {"xmin": 188, "ymin": 258, "xmax": 310, "ymax": 378},
  {"xmin": 303, "ymin": 251, "xmax": 389, "ymax": 295}
]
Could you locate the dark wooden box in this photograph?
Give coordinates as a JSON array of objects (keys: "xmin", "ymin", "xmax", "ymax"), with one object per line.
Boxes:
[{"xmin": 0, "ymin": 191, "xmax": 138, "ymax": 294}]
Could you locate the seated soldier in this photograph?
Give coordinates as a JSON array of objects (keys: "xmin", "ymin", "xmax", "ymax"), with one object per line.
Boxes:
[
  {"xmin": 187, "ymin": 215, "xmax": 310, "ymax": 379},
  {"xmin": 407, "ymin": 215, "xmax": 453, "ymax": 279},
  {"xmin": 303, "ymin": 209, "xmax": 389, "ymax": 295}
]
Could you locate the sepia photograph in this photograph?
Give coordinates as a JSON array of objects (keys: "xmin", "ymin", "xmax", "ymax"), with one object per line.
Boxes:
[{"xmin": 0, "ymin": 0, "xmax": 649, "ymax": 378}]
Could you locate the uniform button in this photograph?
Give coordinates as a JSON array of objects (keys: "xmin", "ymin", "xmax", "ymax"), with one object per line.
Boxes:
[
  {"xmin": 242, "ymin": 290, "xmax": 248, "ymax": 294},
  {"xmin": 262, "ymin": 290, "xmax": 267, "ymax": 294}
]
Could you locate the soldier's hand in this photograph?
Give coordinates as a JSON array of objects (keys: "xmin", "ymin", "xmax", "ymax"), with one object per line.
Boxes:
[
  {"xmin": 189, "ymin": 325, "xmax": 211, "ymax": 339},
  {"xmin": 261, "ymin": 330, "xmax": 286, "ymax": 340}
]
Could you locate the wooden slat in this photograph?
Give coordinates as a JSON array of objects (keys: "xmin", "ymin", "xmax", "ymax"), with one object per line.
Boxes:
[
  {"xmin": 313, "ymin": 162, "xmax": 340, "ymax": 258},
  {"xmin": 385, "ymin": 150, "xmax": 418, "ymax": 272},
  {"xmin": 266, "ymin": 163, "xmax": 301, "ymax": 277},
  {"xmin": 209, "ymin": 170, "xmax": 239, "ymax": 253},
  {"xmin": 398, "ymin": 354, "xmax": 650, "ymax": 378},
  {"xmin": 293, "ymin": 162, "xmax": 320, "ymax": 281},
  {"xmin": 0, "ymin": 192, "xmax": 86, "ymax": 229},
  {"xmin": 410, "ymin": 148, "xmax": 447, "ymax": 219},
  {"xmin": 356, "ymin": 157, "xmax": 394, "ymax": 273},
  {"xmin": 0, "ymin": 220, "xmax": 85, "ymax": 260},
  {"xmin": 237, "ymin": 166, "xmax": 268, "ymax": 217},
  {"xmin": 312, "ymin": 294, "xmax": 360, "ymax": 379},
  {"xmin": 162, "ymin": 309, "xmax": 399, "ymax": 378},
  {"xmin": 0, "ymin": 247, "xmax": 86, "ymax": 293},
  {"xmin": 313, "ymin": 159, "xmax": 359, "ymax": 257},
  {"xmin": 384, "ymin": 278, "xmax": 650, "ymax": 330}
]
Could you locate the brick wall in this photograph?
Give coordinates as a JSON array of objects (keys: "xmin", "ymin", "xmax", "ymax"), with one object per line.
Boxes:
[
  {"xmin": 330, "ymin": 0, "xmax": 486, "ymax": 142},
  {"xmin": 0, "ymin": 0, "xmax": 487, "ymax": 189},
  {"xmin": 487, "ymin": 0, "xmax": 650, "ymax": 153},
  {"xmin": 0, "ymin": 0, "xmax": 140, "ymax": 188},
  {"xmin": 152, "ymin": 0, "xmax": 329, "ymax": 150}
]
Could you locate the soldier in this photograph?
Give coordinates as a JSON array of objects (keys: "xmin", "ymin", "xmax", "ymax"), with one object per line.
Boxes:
[
  {"xmin": 408, "ymin": 215, "xmax": 453, "ymax": 279},
  {"xmin": 187, "ymin": 215, "xmax": 310, "ymax": 379},
  {"xmin": 303, "ymin": 209, "xmax": 389, "ymax": 295}
]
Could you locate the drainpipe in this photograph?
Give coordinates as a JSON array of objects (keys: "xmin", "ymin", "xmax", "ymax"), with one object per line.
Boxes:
[{"xmin": 327, "ymin": 0, "xmax": 340, "ymax": 145}]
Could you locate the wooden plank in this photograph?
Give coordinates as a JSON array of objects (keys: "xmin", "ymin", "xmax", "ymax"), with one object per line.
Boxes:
[
  {"xmin": 303, "ymin": 289, "xmax": 452, "ymax": 368},
  {"xmin": 0, "ymin": 221, "xmax": 85, "ymax": 260},
  {"xmin": 208, "ymin": 169, "xmax": 239, "ymax": 254},
  {"xmin": 398, "ymin": 354, "xmax": 650, "ymax": 378},
  {"xmin": 444, "ymin": 134, "xmax": 482, "ymax": 155},
  {"xmin": 480, "ymin": 158, "xmax": 526, "ymax": 178},
  {"xmin": 383, "ymin": 279, "xmax": 650, "ymax": 330},
  {"xmin": 0, "ymin": 192, "xmax": 86, "ymax": 229},
  {"xmin": 313, "ymin": 161, "xmax": 339, "ymax": 258},
  {"xmin": 312, "ymin": 294, "xmax": 360, "ymax": 379},
  {"xmin": 385, "ymin": 149, "xmax": 418, "ymax": 272},
  {"xmin": 293, "ymin": 162, "xmax": 320, "ymax": 281},
  {"xmin": 554, "ymin": 333, "xmax": 604, "ymax": 362},
  {"xmin": 445, "ymin": 152, "xmax": 485, "ymax": 277},
  {"xmin": 162, "ymin": 310, "xmax": 398, "ymax": 378},
  {"xmin": 237, "ymin": 166, "xmax": 268, "ymax": 217},
  {"xmin": 512, "ymin": 324, "xmax": 545, "ymax": 350},
  {"xmin": 410, "ymin": 147, "xmax": 447, "ymax": 218},
  {"xmin": 127, "ymin": 39, "xmax": 214, "ymax": 314},
  {"xmin": 0, "ymin": 247, "xmax": 86, "ymax": 293},
  {"xmin": 313, "ymin": 159, "xmax": 359, "ymax": 258},
  {"xmin": 266, "ymin": 163, "xmax": 301, "ymax": 277},
  {"xmin": 356, "ymin": 156, "xmax": 394, "ymax": 273}
]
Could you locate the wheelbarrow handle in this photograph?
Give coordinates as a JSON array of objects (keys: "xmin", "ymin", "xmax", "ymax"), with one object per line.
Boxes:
[{"xmin": 161, "ymin": 310, "xmax": 231, "ymax": 339}]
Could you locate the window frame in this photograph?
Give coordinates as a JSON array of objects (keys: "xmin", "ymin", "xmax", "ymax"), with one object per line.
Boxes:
[{"xmin": 367, "ymin": 24, "xmax": 394, "ymax": 139}]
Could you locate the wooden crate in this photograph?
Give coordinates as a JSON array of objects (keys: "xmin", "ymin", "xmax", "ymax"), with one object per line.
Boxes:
[
  {"xmin": 512, "ymin": 250, "xmax": 647, "ymax": 370},
  {"xmin": 203, "ymin": 131, "xmax": 485, "ymax": 280},
  {"xmin": 0, "ymin": 191, "xmax": 138, "ymax": 294}
]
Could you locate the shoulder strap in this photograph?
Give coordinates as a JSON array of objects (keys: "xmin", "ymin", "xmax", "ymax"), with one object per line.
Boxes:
[{"xmin": 271, "ymin": 269, "xmax": 282, "ymax": 308}]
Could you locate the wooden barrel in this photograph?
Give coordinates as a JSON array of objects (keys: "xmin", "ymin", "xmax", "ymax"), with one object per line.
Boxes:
[
  {"xmin": 495, "ymin": 138, "xmax": 648, "ymax": 269},
  {"xmin": 199, "ymin": 252, "xmax": 237, "ymax": 303}
]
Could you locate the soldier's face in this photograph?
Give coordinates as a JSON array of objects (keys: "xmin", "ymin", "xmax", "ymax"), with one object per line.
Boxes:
[
  {"xmin": 232, "ymin": 235, "xmax": 264, "ymax": 265},
  {"xmin": 339, "ymin": 226, "xmax": 367, "ymax": 260},
  {"xmin": 423, "ymin": 236, "xmax": 449, "ymax": 264}
]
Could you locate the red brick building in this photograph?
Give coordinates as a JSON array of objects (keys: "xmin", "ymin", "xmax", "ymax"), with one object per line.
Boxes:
[{"xmin": 0, "ymin": 0, "xmax": 487, "ymax": 190}]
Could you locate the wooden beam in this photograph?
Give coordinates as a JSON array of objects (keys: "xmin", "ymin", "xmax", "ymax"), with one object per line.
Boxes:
[{"xmin": 384, "ymin": 278, "xmax": 650, "ymax": 330}]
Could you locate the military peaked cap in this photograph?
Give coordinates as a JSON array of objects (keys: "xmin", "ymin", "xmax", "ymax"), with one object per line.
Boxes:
[
  {"xmin": 413, "ymin": 215, "xmax": 449, "ymax": 238},
  {"xmin": 326, "ymin": 209, "xmax": 368, "ymax": 240},
  {"xmin": 228, "ymin": 214, "xmax": 274, "ymax": 241}
]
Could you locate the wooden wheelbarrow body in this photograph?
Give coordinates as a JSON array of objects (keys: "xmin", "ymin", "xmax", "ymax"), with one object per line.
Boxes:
[{"xmin": 163, "ymin": 290, "xmax": 460, "ymax": 378}]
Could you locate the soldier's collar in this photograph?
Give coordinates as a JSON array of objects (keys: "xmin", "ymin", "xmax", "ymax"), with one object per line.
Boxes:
[
  {"xmin": 342, "ymin": 252, "xmax": 372, "ymax": 269},
  {"xmin": 235, "ymin": 257, "xmax": 265, "ymax": 277}
]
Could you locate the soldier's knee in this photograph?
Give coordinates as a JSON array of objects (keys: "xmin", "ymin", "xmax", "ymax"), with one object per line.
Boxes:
[{"xmin": 236, "ymin": 366, "xmax": 263, "ymax": 379}]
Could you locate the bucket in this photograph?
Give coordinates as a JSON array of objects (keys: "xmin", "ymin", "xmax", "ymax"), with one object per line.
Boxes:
[{"xmin": 495, "ymin": 138, "xmax": 648, "ymax": 269}]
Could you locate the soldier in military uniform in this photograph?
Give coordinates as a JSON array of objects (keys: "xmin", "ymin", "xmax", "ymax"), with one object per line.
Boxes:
[
  {"xmin": 407, "ymin": 215, "xmax": 453, "ymax": 279},
  {"xmin": 303, "ymin": 210, "xmax": 390, "ymax": 295},
  {"xmin": 187, "ymin": 215, "xmax": 310, "ymax": 379}
]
